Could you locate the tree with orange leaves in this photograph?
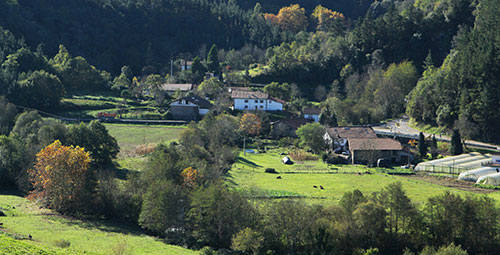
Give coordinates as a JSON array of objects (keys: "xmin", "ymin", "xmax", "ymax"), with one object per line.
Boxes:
[
  {"xmin": 28, "ymin": 140, "xmax": 94, "ymax": 214},
  {"xmin": 264, "ymin": 4, "xmax": 307, "ymax": 32},
  {"xmin": 181, "ymin": 167, "xmax": 199, "ymax": 189}
]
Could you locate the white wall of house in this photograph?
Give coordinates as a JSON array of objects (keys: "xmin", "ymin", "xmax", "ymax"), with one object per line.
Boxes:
[
  {"xmin": 199, "ymin": 108, "xmax": 210, "ymax": 115},
  {"xmin": 233, "ymin": 98, "xmax": 283, "ymax": 111},
  {"xmin": 171, "ymin": 99, "xmax": 197, "ymax": 107},
  {"xmin": 304, "ymin": 113, "xmax": 319, "ymax": 122}
]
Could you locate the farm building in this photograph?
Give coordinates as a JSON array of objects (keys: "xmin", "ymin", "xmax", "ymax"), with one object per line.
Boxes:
[
  {"xmin": 303, "ymin": 108, "xmax": 320, "ymax": 122},
  {"xmin": 348, "ymin": 138, "xmax": 407, "ymax": 164},
  {"xmin": 169, "ymin": 95, "xmax": 212, "ymax": 120},
  {"xmin": 231, "ymin": 90, "xmax": 284, "ymax": 111},
  {"xmin": 415, "ymin": 152, "xmax": 492, "ymax": 174},
  {"xmin": 324, "ymin": 127, "xmax": 377, "ymax": 152}
]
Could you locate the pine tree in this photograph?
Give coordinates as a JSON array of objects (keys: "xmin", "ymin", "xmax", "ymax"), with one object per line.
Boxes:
[
  {"xmin": 430, "ymin": 135, "xmax": 438, "ymax": 159},
  {"xmin": 206, "ymin": 44, "xmax": 219, "ymax": 73},
  {"xmin": 450, "ymin": 129, "xmax": 463, "ymax": 155},
  {"xmin": 418, "ymin": 132, "xmax": 427, "ymax": 159}
]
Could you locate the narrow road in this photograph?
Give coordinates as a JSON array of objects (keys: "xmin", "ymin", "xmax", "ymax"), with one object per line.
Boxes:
[{"xmin": 371, "ymin": 117, "xmax": 500, "ymax": 151}]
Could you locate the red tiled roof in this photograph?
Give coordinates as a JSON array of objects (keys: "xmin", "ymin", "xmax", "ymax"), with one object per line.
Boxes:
[{"xmin": 348, "ymin": 138, "xmax": 402, "ymax": 151}]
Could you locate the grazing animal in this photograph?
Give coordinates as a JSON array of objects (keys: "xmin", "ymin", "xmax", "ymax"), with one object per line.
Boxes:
[
  {"xmin": 28, "ymin": 234, "xmax": 32, "ymax": 240},
  {"xmin": 0, "ymin": 222, "xmax": 3, "ymax": 226},
  {"xmin": 320, "ymin": 185, "xmax": 324, "ymax": 190},
  {"xmin": 276, "ymin": 176, "xmax": 282, "ymax": 179},
  {"xmin": 313, "ymin": 185, "xmax": 317, "ymax": 188}
]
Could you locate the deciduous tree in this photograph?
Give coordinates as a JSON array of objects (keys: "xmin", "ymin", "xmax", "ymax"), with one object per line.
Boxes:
[{"xmin": 28, "ymin": 140, "xmax": 93, "ymax": 214}]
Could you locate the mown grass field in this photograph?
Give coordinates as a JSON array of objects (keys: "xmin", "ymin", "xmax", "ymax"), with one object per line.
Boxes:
[
  {"xmin": 229, "ymin": 150, "xmax": 500, "ymax": 206},
  {"xmin": 0, "ymin": 192, "xmax": 198, "ymax": 255},
  {"xmin": 104, "ymin": 123, "xmax": 185, "ymax": 158}
]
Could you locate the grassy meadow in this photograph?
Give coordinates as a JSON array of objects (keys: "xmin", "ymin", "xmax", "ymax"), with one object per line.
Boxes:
[
  {"xmin": 0, "ymin": 191, "xmax": 198, "ymax": 255},
  {"xmin": 229, "ymin": 150, "xmax": 500, "ymax": 206},
  {"xmin": 104, "ymin": 123, "xmax": 185, "ymax": 159}
]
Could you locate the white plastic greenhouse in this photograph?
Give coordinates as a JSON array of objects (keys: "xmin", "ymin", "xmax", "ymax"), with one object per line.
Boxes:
[
  {"xmin": 476, "ymin": 173, "xmax": 500, "ymax": 185},
  {"xmin": 458, "ymin": 167, "xmax": 500, "ymax": 182},
  {"xmin": 415, "ymin": 152, "xmax": 493, "ymax": 174}
]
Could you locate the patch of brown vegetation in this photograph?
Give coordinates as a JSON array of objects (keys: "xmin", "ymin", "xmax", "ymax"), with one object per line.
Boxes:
[{"xmin": 407, "ymin": 173, "xmax": 496, "ymax": 194}]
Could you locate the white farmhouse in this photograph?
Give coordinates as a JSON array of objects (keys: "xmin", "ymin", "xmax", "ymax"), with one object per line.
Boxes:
[
  {"xmin": 303, "ymin": 108, "xmax": 321, "ymax": 122},
  {"xmin": 231, "ymin": 90, "xmax": 284, "ymax": 111}
]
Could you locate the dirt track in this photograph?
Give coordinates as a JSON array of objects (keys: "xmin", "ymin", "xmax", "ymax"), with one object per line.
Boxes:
[{"xmin": 407, "ymin": 173, "xmax": 497, "ymax": 194}]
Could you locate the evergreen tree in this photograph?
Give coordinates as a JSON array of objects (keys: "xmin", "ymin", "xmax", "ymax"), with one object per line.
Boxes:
[
  {"xmin": 206, "ymin": 44, "xmax": 219, "ymax": 73},
  {"xmin": 418, "ymin": 132, "xmax": 427, "ymax": 159},
  {"xmin": 450, "ymin": 129, "xmax": 463, "ymax": 155},
  {"xmin": 430, "ymin": 135, "xmax": 438, "ymax": 159}
]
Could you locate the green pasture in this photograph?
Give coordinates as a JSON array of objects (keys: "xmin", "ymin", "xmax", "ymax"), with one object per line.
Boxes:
[
  {"xmin": 229, "ymin": 151, "xmax": 500, "ymax": 206},
  {"xmin": 0, "ymin": 233, "xmax": 88, "ymax": 255},
  {"xmin": 0, "ymin": 192, "xmax": 198, "ymax": 255},
  {"xmin": 104, "ymin": 123, "xmax": 185, "ymax": 158}
]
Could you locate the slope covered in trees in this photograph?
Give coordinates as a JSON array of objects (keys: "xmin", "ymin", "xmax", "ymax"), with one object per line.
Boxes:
[{"xmin": 407, "ymin": 0, "xmax": 500, "ymax": 143}]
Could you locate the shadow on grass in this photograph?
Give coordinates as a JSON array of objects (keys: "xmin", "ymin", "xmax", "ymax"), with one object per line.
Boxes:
[
  {"xmin": 113, "ymin": 168, "xmax": 138, "ymax": 180},
  {"xmin": 235, "ymin": 156, "xmax": 262, "ymax": 168},
  {"xmin": 50, "ymin": 215, "xmax": 148, "ymax": 237}
]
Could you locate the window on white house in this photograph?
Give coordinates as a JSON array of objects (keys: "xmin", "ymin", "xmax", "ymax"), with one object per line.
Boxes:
[
  {"xmin": 255, "ymin": 100, "xmax": 258, "ymax": 103},
  {"xmin": 260, "ymin": 105, "xmax": 263, "ymax": 109},
  {"xmin": 260, "ymin": 100, "xmax": 264, "ymax": 103},
  {"xmin": 244, "ymin": 100, "xmax": 248, "ymax": 103},
  {"xmin": 244, "ymin": 105, "xmax": 248, "ymax": 109}
]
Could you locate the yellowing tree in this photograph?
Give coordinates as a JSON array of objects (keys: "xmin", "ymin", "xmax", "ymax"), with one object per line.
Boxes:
[
  {"xmin": 181, "ymin": 167, "xmax": 199, "ymax": 189},
  {"xmin": 28, "ymin": 140, "xmax": 93, "ymax": 214},
  {"xmin": 240, "ymin": 113, "xmax": 262, "ymax": 136},
  {"xmin": 265, "ymin": 4, "xmax": 307, "ymax": 32},
  {"xmin": 311, "ymin": 5, "xmax": 345, "ymax": 32}
]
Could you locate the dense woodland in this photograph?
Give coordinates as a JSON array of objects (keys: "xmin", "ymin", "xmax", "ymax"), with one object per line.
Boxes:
[
  {"xmin": 1, "ymin": 0, "xmax": 499, "ymax": 143},
  {"xmin": 1, "ymin": 0, "xmax": 500, "ymax": 254}
]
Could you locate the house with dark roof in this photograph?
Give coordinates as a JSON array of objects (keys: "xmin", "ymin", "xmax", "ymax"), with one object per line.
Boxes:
[
  {"xmin": 348, "ymin": 138, "xmax": 406, "ymax": 164},
  {"xmin": 303, "ymin": 108, "xmax": 321, "ymax": 122},
  {"xmin": 231, "ymin": 90, "xmax": 284, "ymax": 111},
  {"xmin": 170, "ymin": 95, "xmax": 212, "ymax": 120},
  {"xmin": 324, "ymin": 127, "xmax": 377, "ymax": 151}
]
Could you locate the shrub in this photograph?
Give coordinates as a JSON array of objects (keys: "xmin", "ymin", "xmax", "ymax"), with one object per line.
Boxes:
[
  {"xmin": 265, "ymin": 168, "xmax": 277, "ymax": 174},
  {"xmin": 53, "ymin": 239, "xmax": 71, "ymax": 248},
  {"xmin": 289, "ymin": 150, "xmax": 318, "ymax": 161},
  {"xmin": 134, "ymin": 143, "xmax": 157, "ymax": 156}
]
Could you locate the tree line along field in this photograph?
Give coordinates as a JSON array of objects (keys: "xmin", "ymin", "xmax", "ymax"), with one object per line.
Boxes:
[
  {"xmin": 105, "ymin": 127, "xmax": 500, "ymax": 206},
  {"xmin": 0, "ymin": 191, "xmax": 198, "ymax": 255}
]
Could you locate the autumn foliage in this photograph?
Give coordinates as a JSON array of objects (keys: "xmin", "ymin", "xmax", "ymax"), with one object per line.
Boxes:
[
  {"xmin": 239, "ymin": 113, "xmax": 262, "ymax": 136},
  {"xmin": 264, "ymin": 4, "xmax": 307, "ymax": 32},
  {"xmin": 28, "ymin": 140, "xmax": 93, "ymax": 214},
  {"xmin": 181, "ymin": 167, "xmax": 199, "ymax": 189},
  {"xmin": 311, "ymin": 5, "xmax": 345, "ymax": 32}
]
